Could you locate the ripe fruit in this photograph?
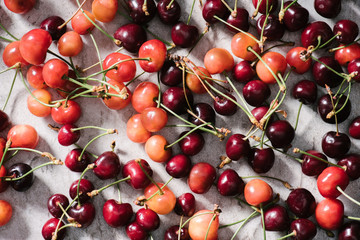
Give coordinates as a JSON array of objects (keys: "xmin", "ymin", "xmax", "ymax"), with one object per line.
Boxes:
[
  {"xmin": 315, "ymin": 198, "xmax": 344, "ymax": 230},
  {"xmin": 0, "ymin": 200, "xmax": 12, "ymax": 226},
  {"xmin": 188, "ymin": 210, "xmax": 219, "ymax": 240},
  {"xmin": 244, "ymin": 179, "xmax": 273, "ymax": 206}
]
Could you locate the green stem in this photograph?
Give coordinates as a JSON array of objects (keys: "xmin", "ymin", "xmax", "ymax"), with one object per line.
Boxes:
[
  {"xmin": 219, "ymin": 210, "xmax": 258, "ymax": 228},
  {"xmin": 51, "ymin": 89, "xmax": 93, "ymax": 103},
  {"xmin": 187, "ymin": 25, "xmax": 209, "ymax": 56},
  {"xmin": 47, "ymin": 50, "xmax": 75, "ymax": 71},
  {"xmin": 166, "ymin": 122, "xmax": 210, "ymax": 148},
  {"xmin": 345, "ymin": 215, "xmax": 360, "ymax": 221},
  {"xmin": 146, "ymin": 177, "xmax": 173, "ymax": 201},
  {"xmin": 335, "ymin": 84, "xmax": 351, "ymax": 115},
  {"xmin": 93, "ymin": 176, "xmax": 131, "ymax": 196},
  {"xmin": 78, "ymin": 131, "xmax": 116, "ymax": 161},
  {"xmin": 187, "ymin": 0, "xmax": 196, "ymax": 25},
  {"xmin": 264, "ymin": 143, "xmax": 303, "ymax": 163},
  {"xmin": 0, "ymin": 63, "xmax": 20, "ymax": 75},
  {"xmin": 180, "ymin": 211, "xmax": 215, "ymax": 229},
  {"xmin": 310, "ymin": 55, "xmax": 346, "ymax": 79},
  {"xmin": 157, "ymin": 72, "xmax": 162, "ymax": 108},
  {"xmin": 294, "ymin": 149, "xmax": 344, "ymax": 169},
  {"xmin": 71, "ymin": 126, "xmax": 109, "ymax": 132},
  {"xmin": 294, "ymin": 102, "xmax": 303, "ymax": 131},
  {"xmin": 0, "ymin": 22, "xmax": 18, "ymax": 40},
  {"xmin": 225, "ymin": 74, "xmax": 252, "ymax": 115},
  {"xmin": 205, "ymin": 214, "xmax": 217, "ymax": 240},
  {"xmin": 261, "ymin": 203, "xmax": 266, "ymax": 240},
  {"xmin": 329, "ymin": 37, "xmax": 360, "ymax": 52},
  {"xmin": 126, "ymin": 71, "xmax": 146, "ymax": 87},
  {"xmin": 57, "ymin": 203, "xmax": 71, "ymax": 219},
  {"xmin": 231, "ymin": 211, "xmax": 258, "ymax": 240},
  {"xmin": 0, "ymin": 36, "xmax": 13, "ymax": 42},
  {"xmin": 136, "ymin": 159, "xmax": 163, "ymax": 195},
  {"xmin": 336, "ymin": 186, "xmax": 360, "ymax": 207},
  {"xmin": 2, "ymin": 68, "xmax": 18, "ymax": 111},
  {"xmin": 277, "ymin": 231, "xmax": 296, "ymax": 240},
  {"xmin": 116, "ymin": 177, "xmax": 122, "ymax": 204},
  {"xmin": 5, "ymin": 162, "xmax": 58, "ymax": 181},
  {"xmin": 77, "ymin": 167, "xmax": 91, "ymax": 206},
  {"xmin": 319, "ymin": 33, "xmax": 340, "ymax": 49},
  {"xmin": 89, "ymin": 32, "xmax": 106, "ymax": 83}
]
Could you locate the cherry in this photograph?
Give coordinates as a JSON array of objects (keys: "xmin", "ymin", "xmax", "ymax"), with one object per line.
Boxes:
[
  {"xmin": 315, "ymin": 198, "xmax": 344, "ymax": 230},
  {"xmin": 103, "ymin": 200, "xmax": 133, "ymax": 228},
  {"xmin": 127, "ymin": 114, "xmax": 151, "ymax": 143},
  {"xmin": 160, "ymin": 60, "xmax": 182, "ymax": 86},
  {"xmin": 126, "ymin": 221, "xmax": 148, "ymax": 240},
  {"xmin": 233, "ymin": 60, "xmax": 255, "ymax": 83},
  {"xmin": 164, "ymin": 225, "xmax": 190, "ymax": 240},
  {"xmin": 349, "ymin": 116, "xmax": 360, "ymax": 139},
  {"xmin": 213, "ymin": 93, "xmax": 237, "ymax": 116},
  {"xmin": 334, "ymin": 43, "xmax": 360, "ymax": 66},
  {"xmin": 103, "ymin": 52, "xmax": 136, "ymax": 83},
  {"xmin": 40, "ymin": 16, "xmax": 66, "ymax": 40},
  {"xmin": 338, "ymin": 221, "xmax": 360, "ymax": 240},
  {"xmin": 317, "ymin": 166, "xmax": 349, "ymax": 198},
  {"xmin": 26, "ymin": 66, "xmax": 46, "ymax": 89},
  {"xmin": 217, "ymin": 169, "xmax": 244, "ymax": 197},
  {"xmin": 252, "ymin": 0, "xmax": 278, "ymax": 14},
  {"xmin": 42, "ymin": 218, "xmax": 66, "ymax": 240},
  {"xmin": 127, "ymin": 0, "xmax": 156, "ymax": 24},
  {"xmin": 188, "ymin": 209, "xmax": 219, "ymax": 240},
  {"xmin": 69, "ymin": 179, "xmax": 94, "ymax": 203},
  {"xmin": 282, "ymin": 1, "xmax": 309, "ymax": 32},
  {"xmin": 47, "ymin": 194, "xmax": 69, "ymax": 218},
  {"xmin": 263, "ymin": 205, "xmax": 290, "ymax": 231},
  {"xmin": 243, "ymin": 80, "xmax": 271, "ymax": 107},
  {"xmin": 51, "ymin": 100, "xmax": 82, "ymax": 125},
  {"xmin": 42, "ymin": 58, "xmax": 69, "ymax": 89},
  {"xmin": 157, "ymin": 0, "xmax": 181, "ymax": 25},
  {"xmin": 338, "ymin": 154, "xmax": 360, "ymax": 180},
  {"xmin": 139, "ymin": 39, "xmax": 167, "ymax": 72},
  {"xmin": 2, "ymin": 41, "xmax": 29, "ymax": 67},
  {"xmin": 145, "ymin": 135, "xmax": 172, "ymax": 163},
  {"xmin": 174, "ymin": 193, "xmax": 196, "ymax": 217},
  {"xmin": 135, "ymin": 208, "xmax": 160, "ymax": 231},
  {"xmin": 141, "ymin": 107, "xmax": 168, "ymax": 132},
  {"xmin": 132, "ymin": 82, "xmax": 159, "ymax": 113},
  {"xmin": 162, "ymin": 87, "xmax": 193, "ymax": 114},
  {"xmin": 19, "ymin": 29, "xmax": 52, "ymax": 65},
  {"xmin": 248, "ymin": 148, "xmax": 275, "ymax": 173},
  {"xmin": 71, "ymin": 10, "xmax": 96, "ymax": 35},
  {"xmin": 301, "ymin": 150, "xmax": 328, "ymax": 177},
  {"xmin": 348, "ymin": 58, "xmax": 360, "ymax": 83},
  {"xmin": 334, "ymin": 20, "xmax": 359, "ymax": 44},
  {"xmin": 8, "ymin": 163, "xmax": 33, "ymax": 192},
  {"xmin": 27, "ymin": 89, "xmax": 52, "ymax": 117},
  {"xmin": 286, "ymin": 47, "xmax": 312, "ymax": 74},
  {"xmin": 292, "ymin": 80, "xmax": 317, "ymax": 104},
  {"xmin": 4, "ymin": 0, "xmax": 35, "ymax": 14},
  {"xmin": 322, "ymin": 131, "xmax": 351, "ymax": 159},
  {"xmin": 144, "ymin": 182, "xmax": 176, "ymax": 215},
  {"xmin": 171, "ymin": 22, "xmax": 199, "ymax": 48},
  {"xmin": 266, "ymin": 120, "xmax": 295, "ymax": 149},
  {"xmin": 289, "ymin": 219, "xmax": 317, "ymax": 240},
  {"xmin": 114, "ymin": 23, "xmax": 147, "ymax": 53},
  {"xmin": 318, "ymin": 94, "xmax": 351, "ymax": 124},
  {"xmin": 188, "ymin": 162, "xmax": 216, "ymax": 194},
  {"xmin": 7, "ymin": 124, "xmax": 39, "ymax": 149},
  {"xmin": 256, "ymin": 14, "xmax": 285, "ymax": 41},
  {"xmin": 0, "ymin": 200, "xmax": 12, "ymax": 227},
  {"xmin": 103, "ymin": 80, "xmax": 132, "ymax": 110},
  {"xmin": 231, "ymin": 32, "xmax": 260, "ymax": 61},
  {"xmin": 225, "ymin": 133, "xmax": 251, "ymax": 161},
  {"xmin": 226, "ymin": 8, "xmax": 249, "ymax": 33},
  {"xmin": 186, "ymin": 66, "xmax": 212, "ymax": 94},
  {"xmin": 58, "ymin": 31, "xmax": 83, "ymax": 57},
  {"xmin": 179, "ymin": 131, "xmax": 204, "ymax": 156},
  {"xmin": 188, "ymin": 103, "xmax": 216, "ymax": 127},
  {"xmin": 93, "ymin": 151, "xmax": 121, "ymax": 180},
  {"xmin": 68, "ymin": 202, "xmax": 96, "ymax": 228},
  {"xmin": 301, "ymin": 21, "xmax": 333, "ymax": 48},
  {"xmin": 0, "ymin": 166, "xmax": 9, "ymax": 193},
  {"xmin": 122, "ymin": 159, "xmax": 153, "ymax": 189},
  {"xmin": 202, "ymin": 0, "xmax": 229, "ymax": 23},
  {"xmin": 165, "ymin": 154, "xmax": 192, "ymax": 178},
  {"xmin": 244, "ymin": 179, "xmax": 273, "ymax": 206},
  {"xmin": 286, "ymin": 188, "xmax": 316, "ymax": 218},
  {"xmin": 92, "ymin": 0, "xmax": 118, "ymax": 23},
  {"xmin": 58, "ymin": 124, "xmax": 80, "ymax": 146},
  {"xmin": 251, "ymin": 106, "xmax": 272, "ymax": 123},
  {"xmin": 256, "ymin": 52, "xmax": 287, "ymax": 84},
  {"xmin": 314, "ymin": 0, "xmax": 341, "ymax": 18},
  {"xmin": 204, "ymin": 48, "xmax": 234, "ymax": 74}
]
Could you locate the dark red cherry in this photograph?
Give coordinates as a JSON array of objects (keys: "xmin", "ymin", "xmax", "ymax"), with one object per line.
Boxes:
[
  {"xmin": 314, "ymin": 0, "xmax": 341, "ymax": 18},
  {"xmin": 0, "ymin": 110, "xmax": 10, "ymax": 131},
  {"xmin": 213, "ymin": 93, "xmax": 237, "ymax": 116},
  {"xmin": 68, "ymin": 202, "xmax": 96, "ymax": 228},
  {"xmin": 188, "ymin": 162, "xmax": 217, "ymax": 194},
  {"xmin": 58, "ymin": 124, "xmax": 80, "ymax": 146},
  {"xmin": 179, "ymin": 131, "xmax": 205, "ymax": 156},
  {"xmin": 312, "ymin": 56, "xmax": 343, "ymax": 88},
  {"xmin": 263, "ymin": 205, "xmax": 290, "ymax": 231},
  {"xmin": 226, "ymin": 8, "xmax": 249, "ymax": 33},
  {"xmin": 127, "ymin": 0, "xmax": 157, "ymax": 24},
  {"xmin": 69, "ymin": 179, "xmax": 95, "ymax": 203},
  {"xmin": 171, "ymin": 22, "xmax": 199, "ymax": 48},
  {"xmin": 349, "ymin": 116, "xmax": 360, "ymax": 139},
  {"xmin": 225, "ymin": 133, "xmax": 251, "ymax": 161},
  {"xmin": 290, "ymin": 219, "xmax": 317, "ymax": 240},
  {"xmin": 65, "ymin": 149, "xmax": 90, "ymax": 172},
  {"xmin": 165, "ymin": 154, "xmax": 192, "ymax": 178},
  {"xmin": 135, "ymin": 208, "xmax": 160, "ymax": 231},
  {"xmin": 318, "ymin": 94, "xmax": 351, "ymax": 124},
  {"xmin": 8, "ymin": 163, "xmax": 33, "ymax": 192},
  {"xmin": 301, "ymin": 21, "xmax": 333, "ymax": 48},
  {"xmin": 188, "ymin": 102, "xmax": 216, "ymax": 126},
  {"xmin": 202, "ymin": 0, "xmax": 229, "ymax": 23},
  {"xmin": 286, "ymin": 188, "xmax": 316, "ymax": 218},
  {"xmin": 162, "ymin": 87, "xmax": 194, "ymax": 115},
  {"xmin": 114, "ymin": 23, "xmax": 147, "ymax": 53},
  {"xmin": 347, "ymin": 58, "xmax": 360, "ymax": 83},
  {"xmin": 251, "ymin": 106, "xmax": 271, "ymax": 122},
  {"xmin": 282, "ymin": 1, "xmax": 309, "ymax": 32},
  {"xmin": 333, "ymin": 20, "xmax": 359, "ymax": 44},
  {"xmin": 42, "ymin": 218, "xmax": 66, "ymax": 240},
  {"xmin": 174, "ymin": 193, "xmax": 196, "ymax": 217},
  {"xmin": 122, "ymin": 159, "xmax": 153, "ymax": 189},
  {"xmin": 266, "ymin": 120, "xmax": 295, "ymax": 149},
  {"xmin": 93, "ymin": 151, "xmax": 121, "ymax": 180},
  {"xmin": 160, "ymin": 60, "xmax": 183, "ymax": 86},
  {"xmin": 233, "ymin": 60, "xmax": 255, "ymax": 83},
  {"xmin": 248, "ymin": 148, "xmax": 275, "ymax": 173},
  {"xmin": 157, "ymin": 0, "xmax": 181, "ymax": 25},
  {"xmin": 338, "ymin": 221, "xmax": 360, "ymax": 240},
  {"xmin": 338, "ymin": 154, "xmax": 360, "ymax": 180},
  {"xmin": 252, "ymin": 0, "xmax": 278, "ymax": 14},
  {"xmin": 256, "ymin": 14, "xmax": 285, "ymax": 41},
  {"xmin": 126, "ymin": 222, "xmax": 148, "ymax": 240},
  {"xmin": 322, "ymin": 131, "xmax": 351, "ymax": 159},
  {"xmin": 243, "ymin": 80, "xmax": 271, "ymax": 107},
  {"xmin": 47, "ymin": 194, "xmax": 69, "ymax": 218},
  {"xmin": 217, "ymin": 169, "xmax": 244, "ymax": 196},
  {"xmin": 103, "ymin": 200, "xmax": 133, "ymax": 228},
  {"xmin": 164, "ymin": 225, "xmax": 190, "ymax": 240},
  {"xmin": 292, "ymin": 80, "xmax": 317, "ymax": 104},
  {"xmin": 301, "ymin": 150, "xmax": 328, "ymax": 177},
  {"xmin": 40, "ymin": 16, "xmax": 66, "ymax": 41}
]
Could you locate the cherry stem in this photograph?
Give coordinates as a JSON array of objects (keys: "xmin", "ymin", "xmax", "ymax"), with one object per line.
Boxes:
[
  {"xmin": 57, "ymin": 202, "xmax": 71, "ymax": 219},
  {"xmin": 205, "ymin": 213, "xmax": 217, "ymax": 240},
  {"xmin": 88, "ymin": 176, "xmax": 131, "ymax": 197},
  {"xmin": 59, "ymin": 0, "xmax": 88, "ymax": 29},
  {"xmin": 142, "ymin": 0, "xmax": 149, "ymax": 15},
  {"xmin": 177, "ymin": 66, "xmax": 226, "ymax": 83},
  {"xmin": 71, "ymin": 126, "xmax": 109, "ymax": 132},
  {"xmin": 277, "ymin": 231, "xmax": 295, "ymax": 240},
  {"xmin": 126, "ymin": 71, "xmax": 146, "ymax": 87},
  {"xmin": 145, "ymin": 177, "xmax": 173, "ymax": 201},
  {"xmin": 345, "ymin": 215, "xmax": 360, "ymax": 221},
  {"xmin": 259, "ymin": 10, "xmax": 270, "ymax": 45},
  {"xmin": 180, "ymin": 211, "xmax": 216, "ymax": 229},
  {"xmin": 0, "ymin": 140, "xmax": 11, "ymax": 171},
  {"xmin": 318, "ymin": 33, "xmax": 340, "ymax": 49},
  {"xmin": 294, "ymin": 102, "xmax": 303, "ymax": 131},
  {"xmin": 116, "ymin": 177, "xmax": 123, "ymax": 204},
  {"xmin": 329, "ymin": 37, "xmax": 360, "ymax": 52},
  {"xmin": 187, "ymin": 0, "xmax": 196, "ymax": 25},
  {"xmin": 5, "ymin": 161, "xmax": 62, "ymax": 181},
  {"xmin": 310, "ymin": 56, "xmax": 346, "ymax": 79},
  {"xmin": 76, "ymin": 166, "xmax": 92, "ymax": 206},
  {"xmin": 47, "ymin": 49, "xmax": 76, "ymax": 72},
  {"xmin": 293, "ymin": 148, "xmax": 345, "ymax": 169},
  {"xmin": 177, "ymin": 216, "xmax": 184, "ymax": 240},
  {"xmin": 89, "ymin": 32, "xmax": 106, "ymax": 83},
  {"xmin": 157, "ymin": 72, "xmax": 162, "ymax": 108},
  {"xmin": 279, "ymin": 0, "xmax": 298, "ymax": 22},
  {"xmin": 74, "ymin": 143, "xmax": 98, "ymax": 158},
  {"xmin": 224, "ymin": 73, "xmax": 252, "ymax": 115},
  {"xmin": 82, "ymin": 47, "xmax": 123, "ymax": 72},
  {"xmin": 264, "ymin": 143, "xmax": 303, "ymax": 163},
  {"xmin": 336, "ymin": 186, "xmax": 360, "ymax": 207},
  {"xmin": 57, "ymin": 223, "xmax": 81, "ymax": 232},
  {"xmin": 242, "ymin": 175, "xmax": 293, "ymax": 190},
  {"xmin": 0, "ymin": 36, "xmax": 13, "ymax": 42},
  {"xmin": 0, "ymin": 22, "xmax": 18, "ymax": 41},
  {"xmin": 166, "ymin": 0, "xmax": 175, "ymax": 9},
  {"xmin": 260, "ymin": 203, "xmax": 267, "ymax": 240},
  {"xmin": 2, "ymin": 68, "xmax": 18, "ymax": 111},
  {"xmin": 187, "ymin": 109, "xmax": 218, "ymax": 132},
  {"xmin": 232, "ymin": 0, "xmax": 238, "ymax": 17},
  {"xmin": 135, "ymin": 158, "xmax": 163, "ymax": 195},
  {"xmin": 231, "ymin": 210, "xmax": 258, "ymax": 240},
  {"xmin": 220, "ymin": 0, "xmax": 234, "ymax": 13},
  {"xmin": 187, "ymin": 23, "xmax": 210, "ymax": 57},
  {"xmin": 0, "ymin": 62, "xmax": 21, "ymax": 75},
  {"xmin": 325, "ymin": 85, "xmax": 339, "ymax": 134},
  {"xmin": 334, "ymin": 83, "xmax": 351, "ymax": 116},
  {"xmin": 219, "ymin": 210, "xmax": 258, "ymax": 229},
  {"xmin": 8, "ymin": 147, "xmax": 58, "ymax": 161},
  {"xmin": 51, "ymin": 89, "xmax": 93, "ymax": 104},
  {"xmin": 259, "ymin": 115, "xmax": 271, "ymax": 149},
  {"xmin": 252, "ymin": 0, "xmax": 263, "ymax": 18},
  {"xmin": 142, "ymin": 26, "xmax": 174, "ymax": 47}
]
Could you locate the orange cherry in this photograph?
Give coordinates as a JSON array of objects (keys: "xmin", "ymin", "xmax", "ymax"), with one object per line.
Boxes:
[
  {"xmin": 131, "ymin": 82, "xmax": 159, "ymax": 113},
  {"xmin": 204, "ymin": 48, "xmax": 234, "ymax": 74},
  {"xmin": 244, "ymin": 179, "xmax": 273, "ymax": 206},
  {"xmin": 71, "ymin": 10, "xmax": 96, "ymax": 35},
  {"xmin": 186, "ymin": 66, "xmax": 212, "ymax": 94},
  {"xmin": 7, "ymin": 124, "xmax": 39, "ymax": 149},
  {"xmin": 92, "ymin": 0, "xmax": 118, "ymax": 23},
  {"xmin": 189, "ymin": 209, "xmax": 219, "ymax": 240},
  {"xmin": 256, "ymin": 52, "xmax": 287, "ymax": 84},
  {"xmin": 231, "ymin": 32, "xmax": 260, "ymax": 61},
  {"xmin": 145, "ymin": 135, "xmax": 172, "ymax": 163},
  {"xmin": 103, "ymin": 80, "xmax": 132, "ymax": 110},
  {"xmin": 126, "ymin": 114, "xmax": 151, "ymax": 143},
  {"xmin": 144, "ymin": 183, "xmax": 176, "ymax": 215},
  {"xmin": 58, "ymin": 31, "xmax": 83, "ymax": 57},
  {"xmin": 27, "ymin": 89, "xmax": 52, "ymax": 117}
]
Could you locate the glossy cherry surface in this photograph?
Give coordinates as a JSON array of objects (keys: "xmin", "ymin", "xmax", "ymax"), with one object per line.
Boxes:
[
  {"xmin": 8, "ymin": 163, "xmax": 33, "ymax": 192},
  {"xmin": 252, "ymin": 0, "xmax": 277, "ymax": 14},
  {"xmin": 47, "ymin": 194, "xmax": 69, "ymax": 218},
  {"xmin": 318, "ymin": 95, "xmax": 351, "ymax": 124},
  {"xmin": 40, "ymin": 16, "xmax": 66, "ymax": 40},
  {"xmin": 188, "ymin": 162, "xmax": 216, "ymax": 194},
  {"xmin": 157, "ymin": 0, "xmax": 181, "ymax": 24},
  {"xmin": 162, "ymin": 87, "xmax": 193, "ymax": 115},
  {"xmin": 127, "ymin": 0, "xmax": 156, "ymax": 24},
  {"xmin": 334, "ymin": 20, "xmax": 359, "ymax": 44},
  {"xmin": 171, "ymin": 22, "xmax": 199, "ymax": 48},
  {"xmin": 243, "ymin": 80, "xmax": 271, "ymax": 107},
  {"xmin": 213, "ymin": 93, "xmax": 237, "ymax": 116},
  {"xmin": 226, "ymin": 133, "xmax": 250, "ymax": 161},
  {"xmin": 322, "ymin": 131, "xmax": 351, "ymax": 159},
  {"xmin": 174, "ymin": 193, "xmax": 196, "ymax": 217},
  {"xmin": 122, "ymin": 159, "xmax": 153, "ymax": 189},
  {"xmin": 179, "ymin": 131, "xmax": 205, "ymax": 156},
  {"xmin": 315, "ymin": 198, "xmax": 344, "ymax": 230},
  {"xmin": 348, "ymin": 58, "xmax": 360, "ymax": 83},
  {"xmin": 164, "ymin": 225, "xmax": 190, "ymax": 240},
  {"xmin": 160, "ymin": 60, "xmax": 182, "ymax": 86},
  {"xmin": 217, "ymin": 169, "xmax": 244, "ymax": 196},
  {"xmin": 114, "ymin": 23, "xmax": 147, "ymax": 53},
  {"xmin": 292, "ymin": 80, "xmax": 317, "ymax": 104},
  {"xmin": 68, "ymin": 202, "xmax": 96, "ymax": 228},
  {"xmin": 290, "ymin": 219, "xmax": 317, "ymax": 240},
  {"xmin": 283, "ymin": 1, "xmax": 309, "ymax": 32},
  {"xmin": 256, "ymin": 14, "xmax": 285, "ymax": 41},
  {"xmin": 135, "ymin": 208, "xmax": 160, "ymax": 232},
  {"xmin": 301, "ymin": 21, "xmax": 333, "ymax": 48},
  {"xmin": 188, "ymin": 102, "xmax": 216, "ymax": 126},
  {"xmin": 312, "ymin": 56, "xmax": 343, "ymax": 88},
  {"xmin": 93, "ymin": 151, "xmax": 121, "ymax": 180},
  {"xmin": 349, "ymin": 116, "xmax": 360, "ymax": 139},
  {"xmin": 301, "ymin": 150, "xmax": 328, "ymax": 177},
  {"xmin": 126, "ymin": 221, "xmax": 148, "ymax": 240},
  {"xmin": 317, "ymin": 166, "xmax": 349, "ymax": 198},
  {"xmin": 65, "ymin": 148, "xmax": 90, "ymax": 172},
  {"xmin": 69, "ymin": 179, "xmax": 94, "ymax": 203},
  {"xmin": 202, "ymin": 0, "xmax": 228, "ymax": 23},
  {"xmin": 314, "ymin": 0, "xmax": 341, "ymax": 18},
  {"xmin": 338, "ymin": 154, "xmax": 360, "ymax": 180},
  {"xmin": 103, "ymin": 200, "xmax": 133, "ymax": 228},
  {"xmin": 286, "ymin": 188, "xmax": 316, "ymax": 218},
  {"xmin": 263, "ymin": 205, "xmax": 290, "ymax": 231},
  {"xmin": 226, "ymin": 8, "xmax": 249, "ymax": 33},
  {"xmin": 338, "ymin": 221, "xmax": 360, "ymax": 240},
  {"xmin": 166, "ymin": 154, "xmax": 192, "ymax": 178},
  {"xmin": 42, "ymin": 218, "xmax": 66, "ymax": 240},
  {"xmin": 57, "ymin": 124, "xmax": 80, "ymax": 146},
  {"xmin": 248, "ymin": 148, "xmax": 275, "ymax": 173},
  {"xmin": 265, "ymin": 120, "xmax": 295, "ymax": 149},
  {"xmin": 233, "ymin": 60, "xmax": 255, "ymax": 83}
]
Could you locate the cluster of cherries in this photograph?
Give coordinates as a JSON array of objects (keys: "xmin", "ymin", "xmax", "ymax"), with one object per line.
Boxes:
[{"xmin": 1, "ymin": 0, "xmax": 360, "ymax": 239}]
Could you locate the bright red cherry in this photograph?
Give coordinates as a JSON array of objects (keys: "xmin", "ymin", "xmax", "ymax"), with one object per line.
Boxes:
[
  {"xmin": 103, "ymin": 200, "xmax": 133, "ymax": 227},
  {"xmin": 188, "ymin": 162, "xmax": 216, "ymax": 194},
  {"xmin": 315, "ymin": 198, "xmax": 344, "ymax": 230},
  {"xmin": 2, "ymin": 41, "xmax": 29, "ymax": 67},
  {"xmin": 103, "ymin": 52, "xmax": 136, "ymax": 82},
  {"xmin": 51, "ymin": 100, "xmax": 81, "ymax": 125},
  {"xmin": 317, "ymin": 166, "xmax": 349, "ymax": 199},
  {"xmin": 139, "ymin": 39, "xmax": 167, "ymax": 73},
  {"xmin": 19, "ymin": 29, "xmax": 52, "ymax": 65},
  {"xmin": 4, "ymin": 0, "xmax": 36, "ymax": 14}
]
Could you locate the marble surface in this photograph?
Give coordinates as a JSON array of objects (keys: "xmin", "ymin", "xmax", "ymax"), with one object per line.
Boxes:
[{"xmin": 0, "ymin": 0, "xmax": 360, "ymax": 239}]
